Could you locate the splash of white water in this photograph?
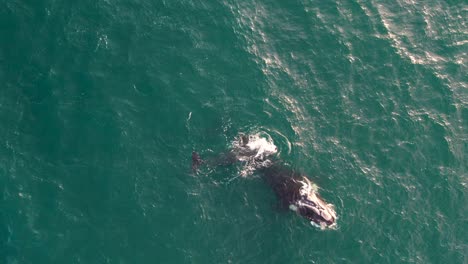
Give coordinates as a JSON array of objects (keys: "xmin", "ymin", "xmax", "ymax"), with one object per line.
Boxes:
[{"xmin": 231, "ymin": 132, "xmax": 278, "ymax": 177}]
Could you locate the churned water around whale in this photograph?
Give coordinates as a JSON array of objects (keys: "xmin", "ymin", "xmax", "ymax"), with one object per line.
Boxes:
[{"xmin": 1, "ymin": 0, "xmax": 466, "ymax": 263}]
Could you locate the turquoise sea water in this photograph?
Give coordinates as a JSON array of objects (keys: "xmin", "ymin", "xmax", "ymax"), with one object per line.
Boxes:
[{"xmin": 1, "ymin": 0, "xmax": 467, "ymax": 263}]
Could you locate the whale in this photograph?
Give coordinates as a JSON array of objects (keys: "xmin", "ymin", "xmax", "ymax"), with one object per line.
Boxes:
[
  {"xmin": 258, "ymin": 163, "xmax": 337, "ymax": 229},
  {"xmin": 192, "ymin": 134, "xmax": 337, "ymax": 229}
]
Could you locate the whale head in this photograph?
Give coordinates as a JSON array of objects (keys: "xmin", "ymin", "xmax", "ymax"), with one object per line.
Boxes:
[{"xmin": 290, "ymin": 177, "xmax": 337, "ymax": 229}]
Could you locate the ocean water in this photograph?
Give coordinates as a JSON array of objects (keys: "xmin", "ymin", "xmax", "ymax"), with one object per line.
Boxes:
[{"xmin": 1, "ymin": 0, "xmax": 467, "ymax": 263}]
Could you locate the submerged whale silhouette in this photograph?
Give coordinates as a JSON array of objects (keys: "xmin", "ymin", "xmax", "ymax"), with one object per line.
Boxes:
[{"xmin": 192, "ymin": 134, "xmax": 337, "ymax": 229}]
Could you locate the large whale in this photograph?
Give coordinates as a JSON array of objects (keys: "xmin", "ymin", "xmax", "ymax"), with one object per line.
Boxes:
[
  {"xmin": 258, "ymin": 163, "xmax": 337, "ymax": 228},
  {"xmin": 192, "ymin": 134, "xmax": 337, "ymax": 229}
]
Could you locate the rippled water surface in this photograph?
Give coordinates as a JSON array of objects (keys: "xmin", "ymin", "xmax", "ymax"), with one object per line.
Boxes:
[{"xmin": 1, "ymin": 0, "xmax": 467, "ymax": 263}]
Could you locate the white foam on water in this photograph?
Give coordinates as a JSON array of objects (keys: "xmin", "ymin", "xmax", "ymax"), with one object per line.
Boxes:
[{"xmin": 231, "ymin": 132, "xmax": 278, "ymax": 177}]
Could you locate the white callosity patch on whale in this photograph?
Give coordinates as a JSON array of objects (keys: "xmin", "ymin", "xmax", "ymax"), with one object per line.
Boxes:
[
  {"xmin": 297, "ymin": 176, "xmax": 337, "ymax": 229},
  {"xmin": 231, "ymin": 132, "xmax": 278, "ymax": 177},
  {"xmin": 289, "ymin": 204, "xmax": 298, "ymax": 212}
]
